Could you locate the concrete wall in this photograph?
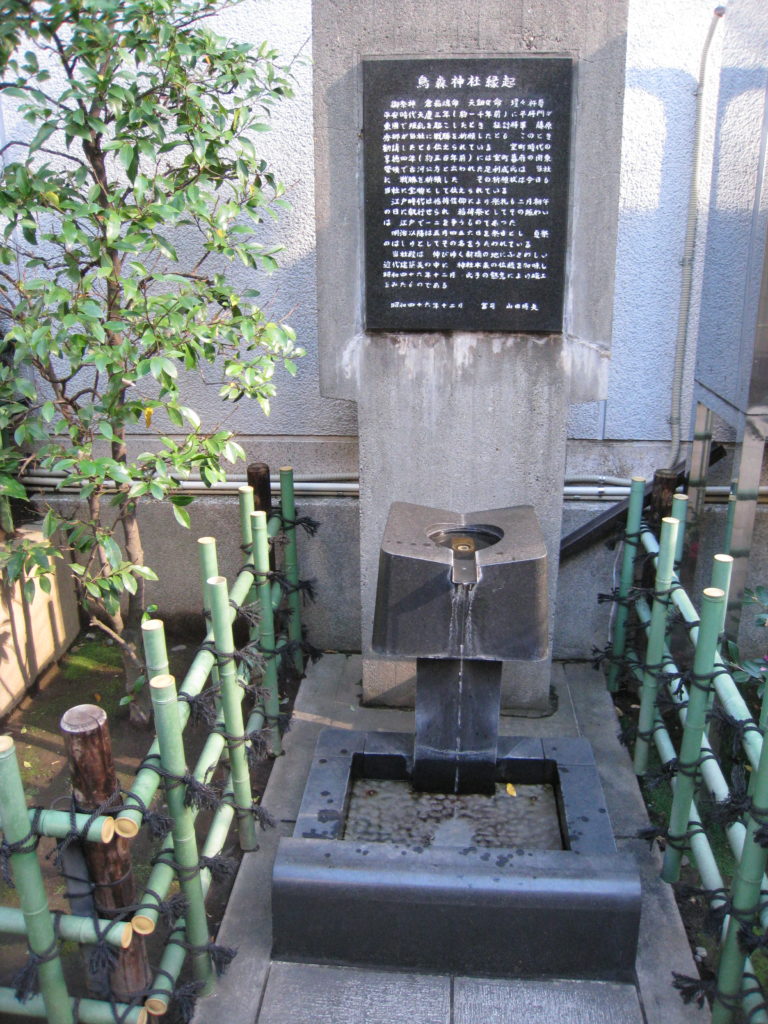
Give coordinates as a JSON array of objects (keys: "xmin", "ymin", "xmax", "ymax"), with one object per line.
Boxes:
[{"xmin": 0, "ymin": 525, "xmax": 80, "ymax": 716}]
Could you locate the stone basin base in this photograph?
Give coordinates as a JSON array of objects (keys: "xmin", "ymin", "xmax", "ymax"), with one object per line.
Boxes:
[{"xmin": 271, "ymin": 728, "xmax": 640, "ymax": 981}]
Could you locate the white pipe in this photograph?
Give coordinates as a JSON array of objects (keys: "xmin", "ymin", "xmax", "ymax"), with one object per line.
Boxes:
[
  {"xmin": 667, "ymin": 5, "xmax": 725, "ymax": 468},
  {"xmin": 21, "ymin": 471, "xmax": 768, "ymax": 503}
]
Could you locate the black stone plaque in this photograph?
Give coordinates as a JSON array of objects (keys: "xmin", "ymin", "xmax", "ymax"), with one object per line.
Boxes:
[{"xmin": 363, "ymin": 57, "xmax": 572, "ymax": 333}]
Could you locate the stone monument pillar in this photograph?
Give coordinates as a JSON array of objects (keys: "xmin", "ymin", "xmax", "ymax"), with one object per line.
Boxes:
[{"xmin": 312, "ymin": 1, "xmax": 629, "ymax": 710}]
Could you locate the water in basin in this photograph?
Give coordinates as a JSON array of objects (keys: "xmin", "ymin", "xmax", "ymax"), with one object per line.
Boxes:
[{"xmin": 343, "ymin": 777, "xmax": 563, "ymax": 850}]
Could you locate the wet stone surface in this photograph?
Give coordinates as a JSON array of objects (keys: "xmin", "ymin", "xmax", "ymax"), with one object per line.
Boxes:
[{"xmin": 343, "ymin": 779, "xmax": 563, "ymax": 850}]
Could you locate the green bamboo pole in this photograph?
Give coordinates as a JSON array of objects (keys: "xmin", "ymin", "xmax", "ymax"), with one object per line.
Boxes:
[
  {"xmin": 117, "ymin": 566, "xmax": 254, "ymax": 837},
  {"xmin": 251, "ymin": 510, "xmax": 282, "ymax": 754},
  {"xmin": 239, "ymin": 486, "xmax": 257, "ymax": 607},
  {"xmin": 267, "ymin": 515, "xmax": 281, "ymax": 539},
  {"xmin": 724, "ymin": 493, "xmax": 737, "ymax": 554},
  {"xmin": 671, "ymin": 492, "xmax": 688, "ymax": 565},
  {"xmin": 0, "ymin": 989, "xmax": 147, "ymax": 1023},
  {"xmin": 0, "ymin": 906, "xmax": 131, "ymax": 949},
  {"xmin": 0, "ymin": 808, "xmax": 115, "ymax": 845},
  {"xmin": 279, "ymin": 466, "xmax": 304, "ymax": 675},
  {"xmin": 0, "ymin": 735, "xmax": 73, "ymax": 1024},
  {"xmin": 639, "ymin": 527, "xmax": 764, "ymax": 770},
  {"xmin": 198, "ymin": 538, "xmax": 219, "ymax": 611},
  {"xmin": 711, "ymin": 553, "xmax": 734, "ymax": 605},
  {"xmin": 630, "ymin": 602, "xmax": 768, "ymax": 936},
  {"xmin": 132, "ymin": 700, "xmax": 266, "ymax": 935},
  {"xmin": 662, "ymin": 587, "xmax": 726, "ymax": 882},
  {"xmin": 239, "ymin": 485, "xmax": 255, "ymax": 552},
  {"xmin": 148, "ymin": 675, "xmax": 213, "ymax": 995},
  {"xmin": 634, "ymin": 516, "xmax": 679, "ymax": 774},
  {"xmin": 647, "ymin": 700, "xmax": 768, "ymax": 1023},
  {"xmin": 649, "ymin": 706, "xmax": 729, "ymax": 922},
  {"xmin": 207, "ymin": 575, "xmax": 257, "ymax": 851},
  {"xmin": 706, "ymin": 554, "xmax": 733, "ymax": 715},
  {"xmin": 142, "ymin": 801, "xmax": 236, "ymax": 1017},
  {"xmin": 607, "ymin": 476, "xmax": 645, "ymax": 691},
  {"xmin": 713, "ymin": 716, "xmax": 768, "ymax": 1023},
  {"xmin": 141, "ymin": 619, "xmax": 169, "ymax": 679},
  {"xmin": 141, "ymin": 789, "xmax": 239, "ymax": 1016},
  {"xmin": 198, "ymin": 538, "xmax": 222, "ymax": 698}
]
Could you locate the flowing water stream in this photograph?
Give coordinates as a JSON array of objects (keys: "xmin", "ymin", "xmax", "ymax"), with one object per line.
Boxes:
[{"xmin": 447, "ymin": 583, "xmax": 478, "ymax": 792}]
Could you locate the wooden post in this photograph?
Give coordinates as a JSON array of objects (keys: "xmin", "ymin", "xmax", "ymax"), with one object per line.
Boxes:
[
  {"xmin": 651, "ymin": 468, "xmax": 678, "ymax": 533},
  {"xmin": 247, "ymin": 462, "xmax": 272, "ymax": 513},
  {"xmin": 248, "ymin": 460, "xmax": 277, "ymax": 582},
  {"xmin": 60, "ymin": 705, "xmax": 151, "ymax": 1001}
]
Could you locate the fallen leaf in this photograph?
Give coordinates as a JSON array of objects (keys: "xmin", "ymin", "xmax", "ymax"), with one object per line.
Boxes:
[
  {"xmin": 92, "ymin": 692, "xmax": 102, "ymax": 703},
  {"xmin": 20, "ymin": 727, "xmax": 27, "ymax": 734},
  {"xmin": 506, "ymin": 783, "xmax": 517, "ymax": 797},
  {"xmin": 23, "ymin": 761, "xmax": 32, "ymax": 769}
]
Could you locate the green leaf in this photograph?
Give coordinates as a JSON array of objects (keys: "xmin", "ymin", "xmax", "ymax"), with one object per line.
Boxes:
[
  {"xmin": 133, "ymin": 565, "xmax": 159, "ymax": 581},
  {"xmin": 105, "ymin": 211, "xmax": 122, "ymax": 244},
  {"xmin": 102, "ymin": 536, "xmax": 122, "ymax": 570},
  {"xmin": 172, "ymin": 504, "xmax": 191, "ymax": 529},
  {"xmin": 0, "ymin": 475, "xmax": 27, "ymax": 499}
]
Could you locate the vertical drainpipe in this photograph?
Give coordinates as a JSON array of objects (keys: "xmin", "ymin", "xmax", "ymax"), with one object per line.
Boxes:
[{"xmin": 667, "ymin": 5, "xmax": 725, "ymax": 469}]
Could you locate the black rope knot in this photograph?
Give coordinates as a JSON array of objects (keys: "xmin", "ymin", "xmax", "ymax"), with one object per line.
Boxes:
[
  {"xmin": 88, "ymin": 936, "xmax": 119, "ymax": 977},
  {"xmin": 707, "ymin": 702, "xmax": 761, "ymax": 759},
  {"xmin": 159, "ymin": 891, "xmax": 189, "ymax": 926},
  {"xmin": 749, "ymin": 802, "xmax": 768, "ymax": 847},
  {"xmin": 0, "ymin": 813, "xmax": 42, "ymax": 886},
  {"xmin": 145, "ymin": 807, "xmax": 174, "ymax": 840},
  {"xmin": 208, "ymin": 942, "xmax": 238, "ymax": 976},
  {"xmin": 672, "ymin": 972, "xmax": 717, "ymax": 1008},
  {"xmin": 645, "ymin": 759, "xmax": 679, "ymax": 790},
  {"xmin": 183, "ymin": 774, "xmax": 222, "ymax": 811},
  {"xmin": 170, "ymin": 979, "xmax": 206, "ymax": 1024},
  {"xmin": 251, "ymin": 801, "xmax": 277, "ymax": 830},
  {"xmin": 179, "ymin": 688, "xmax": 220, "ymax": 728},
  {"xmin": 708, "ymin": 764, "xmax": 752, "ymax": 827},
  {"xmin": 637, "ymin": 823, "xmax": 668, "ymax": 848},
  {"xmin": 12, "ymin": 938, "xmax": 59, "ymax": 1002},
  {"xmin": 274, "ymin": 512, "xmax": 320, "ymax": 536},
  {"xmin": 200, "ymin": 854, "xmax": 238, "ymax": 883},
  {"xmin": 739, "ymin": 924, "xmax": 768, "ymax": 955}
]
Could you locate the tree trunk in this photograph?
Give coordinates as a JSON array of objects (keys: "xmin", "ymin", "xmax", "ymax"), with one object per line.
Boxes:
[{"xmin": 122, "ymin": 501, "xmax": 151, "ymax": 726}]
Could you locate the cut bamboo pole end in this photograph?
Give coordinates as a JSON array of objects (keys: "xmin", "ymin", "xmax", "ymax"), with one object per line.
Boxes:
[
  {"xmin": 114, "ymin": 817, "xmax": 140, "ymax": 839},
  {"xmin": 145, "ymin": 993, "xmax": 168, "ymax": 1016},
  {"xmin": 141, "ymin": 619, "xmax": 165, "ymax": 634},
  {"xmin": 149, "ymin": 673, "xmax": 175, "ymax": 691},
  {"xmin": 0, "ymin": 734, "xmax": 14, "ymax": 754},
  {"xmin": 131, "ymin": 914, "xmax": 156, "ymax": 936}
]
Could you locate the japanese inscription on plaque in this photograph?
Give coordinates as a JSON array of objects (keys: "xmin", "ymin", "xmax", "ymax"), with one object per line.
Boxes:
[{"xmin": 363, "ymin": 57, "xmax": 572, "ymax": 333}]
